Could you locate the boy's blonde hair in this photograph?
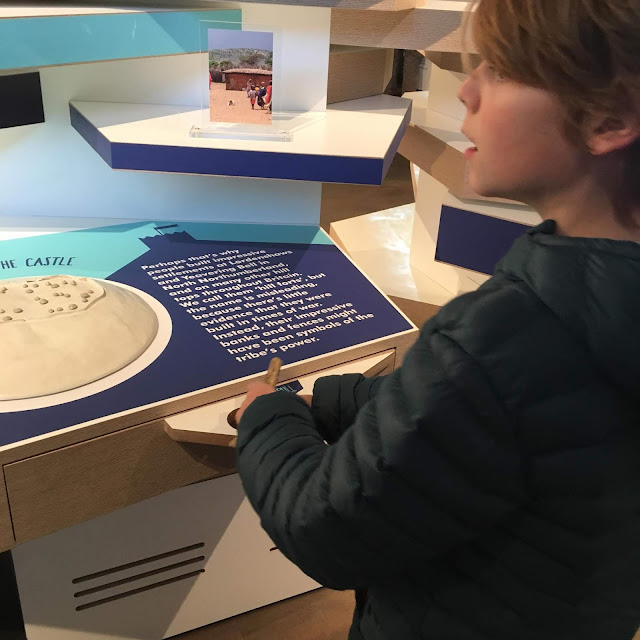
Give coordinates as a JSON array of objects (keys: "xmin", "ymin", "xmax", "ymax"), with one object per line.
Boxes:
[{"xmin": 465, "ymin": 0, "xmax": 640, "ymax": 204}]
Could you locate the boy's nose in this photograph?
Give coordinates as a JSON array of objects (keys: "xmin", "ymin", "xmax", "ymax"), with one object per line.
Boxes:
[
  {"xmin": 457, "ymin": 74, "xmax": 480, "ymax": 113},
  {"xmin": 457, "ymin": 79, "xmax": 465, "ymax": 105}
]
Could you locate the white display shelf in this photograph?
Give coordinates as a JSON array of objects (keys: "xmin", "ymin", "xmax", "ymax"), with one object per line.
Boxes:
[
  {"xmin": 417, "ymin": 108, "xmax": 468, "ymax": 154},
  {"xmin": 330, "ymin": 203, "xmax": 457, "ymax": 306},
  {"xmin": 69, "ymin": 94, "xmax": 412, "ymax": 184}
]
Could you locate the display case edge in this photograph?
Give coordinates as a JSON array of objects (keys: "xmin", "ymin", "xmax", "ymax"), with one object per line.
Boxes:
[
  {"xmin": 0, "ymin": 474, "xmax": 15, "ymax": 552},
  {"xmin": 3, "ymin": 336, "xmax": 415, "ymax": 546}
]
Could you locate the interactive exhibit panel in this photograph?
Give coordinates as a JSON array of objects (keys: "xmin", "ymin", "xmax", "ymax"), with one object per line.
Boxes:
[
  {"xmin": 0, "ymin": 221, "xmax": 416, "ymax": 640},
  {"xmin": 0, "ymin": 221, "xmax": 413, "ymax": 446},
  {"xmin": 0, "ymin": 5, "xmax": 421, "ymax": 639}
]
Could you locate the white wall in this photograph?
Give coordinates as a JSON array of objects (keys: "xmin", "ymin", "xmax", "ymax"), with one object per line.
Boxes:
[{"xmin": 235, "ymin": 4, "xmax": 330, "ymax": 113}]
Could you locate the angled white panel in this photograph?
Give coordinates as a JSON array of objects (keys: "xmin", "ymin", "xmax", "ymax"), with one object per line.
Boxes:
[{"xmin": 13, "ymin": 475, "xmax": 319, "ymax": 640}]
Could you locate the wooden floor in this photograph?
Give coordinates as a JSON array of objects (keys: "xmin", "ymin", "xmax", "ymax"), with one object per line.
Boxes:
[{"xmin": 176, "ymin": 589, "xmax": 354, "ymax": 640}]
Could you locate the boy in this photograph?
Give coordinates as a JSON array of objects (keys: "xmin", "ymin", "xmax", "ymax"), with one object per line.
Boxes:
[{"xmin": 235, "ymin": 1, "xmax": 640, "ymax": 638}]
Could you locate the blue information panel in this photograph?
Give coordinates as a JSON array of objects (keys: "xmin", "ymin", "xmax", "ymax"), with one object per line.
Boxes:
[
  {"xmin": 436, "ymin": 206, "xmax": 531, "ymax": 275},
  {"xmin": 0, "ymin": 222, "xmax": 412, "ymax": 446}
]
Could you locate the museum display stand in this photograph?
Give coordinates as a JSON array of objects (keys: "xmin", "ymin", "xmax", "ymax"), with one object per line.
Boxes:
[
  {"xmin": 69, "ymin": 94, "xmax": 411, "ymax": 184},
  {"xmin": 0, "ymin": 4, "xmax": 420, "ymax": 639}
]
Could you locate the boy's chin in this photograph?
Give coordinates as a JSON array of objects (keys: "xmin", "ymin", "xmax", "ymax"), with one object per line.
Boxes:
[
  {"xmin": 469, "ymin": 180, "xmax": 498, "ymax": 199},
  {"xmin": 469, "ymin": 178, "xmax": 514, "ymax": 202}
]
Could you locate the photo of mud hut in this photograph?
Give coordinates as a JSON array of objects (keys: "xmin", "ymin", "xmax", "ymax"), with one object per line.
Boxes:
[{"xmin": 208, "ymin": 28, "xmax": 274, "ymax": 125}]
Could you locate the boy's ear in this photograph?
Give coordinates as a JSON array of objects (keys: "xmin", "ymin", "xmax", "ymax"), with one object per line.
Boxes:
[{"xmin": 586, "ymin": 112, "xmax": 640, "ymax": 156}]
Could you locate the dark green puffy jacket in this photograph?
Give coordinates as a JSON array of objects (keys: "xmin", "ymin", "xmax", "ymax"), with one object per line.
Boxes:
[{"xmin": 236, "ymin": 221, "xmax": 640, "ymax": 640}]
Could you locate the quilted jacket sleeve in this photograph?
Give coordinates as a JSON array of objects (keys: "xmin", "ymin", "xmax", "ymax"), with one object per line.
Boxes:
[
  {"xmin": 236, "ymin": 316, "xmax": 528, "ymax": 591},
  {"xmin": 310, "ymin": 373, "xmax": 385, "ymax": 444}
]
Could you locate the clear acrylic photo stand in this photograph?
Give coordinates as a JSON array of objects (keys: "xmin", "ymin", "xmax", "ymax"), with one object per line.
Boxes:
[{"xmin": 190, "ymin": 19, "xmax": 326, "ymax": 143}]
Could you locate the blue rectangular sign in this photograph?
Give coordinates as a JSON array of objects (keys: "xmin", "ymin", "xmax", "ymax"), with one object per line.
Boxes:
[{"xmin": 436, "ymin": 205, "xmax": 531, "ymax": 275}]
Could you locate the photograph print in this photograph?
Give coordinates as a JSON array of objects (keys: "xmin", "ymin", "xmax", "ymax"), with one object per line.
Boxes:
[{"xmin": 208, "ymin": 28, "xmax": 274, "ymax": 125}]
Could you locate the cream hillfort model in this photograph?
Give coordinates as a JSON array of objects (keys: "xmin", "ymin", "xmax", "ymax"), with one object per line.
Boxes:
[
  {"xmin": 0, "ymin": 275, "xmax": 159, "ymax": 400},
  {"xmin": 0, "ymin": 2, "xmax": 536, "ymax": 640}
]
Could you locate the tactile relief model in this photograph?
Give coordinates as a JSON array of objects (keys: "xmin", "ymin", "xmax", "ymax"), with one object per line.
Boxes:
[{"xmin": 0, "ymin": 275, "xmax": 159, "ymax": 400}]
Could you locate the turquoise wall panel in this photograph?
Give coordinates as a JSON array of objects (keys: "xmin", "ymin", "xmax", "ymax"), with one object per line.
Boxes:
[
  {"xmin": 0, "ymin": 221, "xmax": 332, "ymax": 280},
  {"xmin": 0, "ymin": 10, "xmax": 241, "ymax": 71}
]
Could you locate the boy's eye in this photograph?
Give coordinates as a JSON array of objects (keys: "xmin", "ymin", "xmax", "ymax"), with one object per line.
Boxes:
[{"xmin": 487, "ymin": 64, "xmax": 506, "ymax": 81}]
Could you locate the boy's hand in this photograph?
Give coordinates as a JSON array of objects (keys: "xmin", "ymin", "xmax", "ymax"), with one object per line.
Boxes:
[
  {"xmin": 235, "ymin": 387, "xmax": 313, "ymax": 425},
  {"xmin": 236, "ymin": 381, "xmax": 275, "ymax": 424}
]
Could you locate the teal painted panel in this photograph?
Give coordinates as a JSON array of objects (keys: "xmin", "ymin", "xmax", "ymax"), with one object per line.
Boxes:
[
  {"xmin": 0, "ymin": 221, "xmax": 332, "ymax": 282},
  {"xmin": 0, "ymin": 222, "xmax": 157, "ymax": 279},
  {"xmin": 0, "ymin": 10, "xmax": 241, "ymax": 71}
]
